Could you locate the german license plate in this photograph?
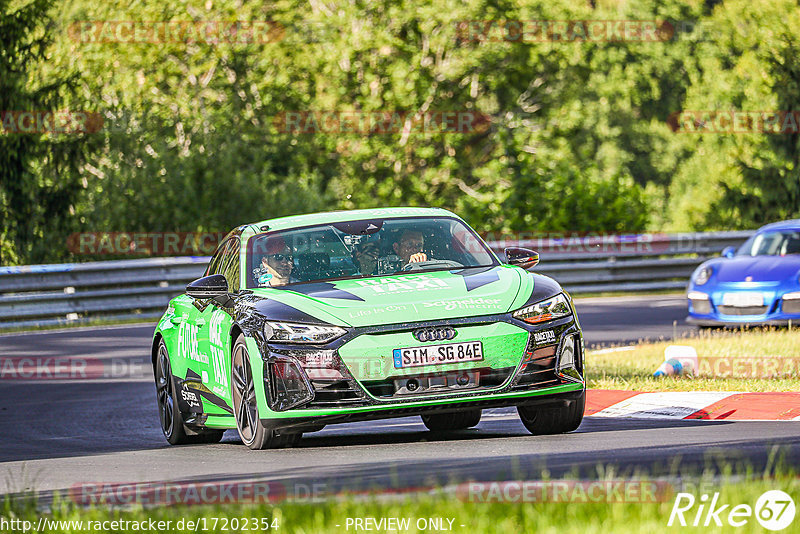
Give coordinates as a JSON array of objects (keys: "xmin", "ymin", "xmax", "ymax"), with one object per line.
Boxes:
[
  {"xmin": 722, "ymin": 292, "xmax": 764, "ymax": 307},
  {"xmin": 392, "ymin": 341, "xmax": 483, "ymax": 369}
]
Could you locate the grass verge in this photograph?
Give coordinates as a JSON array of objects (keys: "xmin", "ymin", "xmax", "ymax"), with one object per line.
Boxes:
[
  {"xmin": 586, "ymin": 327, "xmax": 800, "ymax": 391},
  {"xmin": 3, "ymin": 469, "xmax": 798, "ymax": 533}
]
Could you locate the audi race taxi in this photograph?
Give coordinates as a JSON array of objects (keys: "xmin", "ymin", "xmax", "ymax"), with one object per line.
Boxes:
[{"xmin": 151, "ymin": 208, "xmax": 585, "ymax": 449}]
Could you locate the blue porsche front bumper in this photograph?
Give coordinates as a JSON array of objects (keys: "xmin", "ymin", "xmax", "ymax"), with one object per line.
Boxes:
[{"xmin": 687, "ymin": 282, "xmax": 800, "ymax": 326}]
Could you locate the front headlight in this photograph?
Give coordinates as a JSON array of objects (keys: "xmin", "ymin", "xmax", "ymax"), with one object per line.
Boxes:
[
  {"xmin": 513, "ymin": 294, "xmax": 572, "ymax": 324},
  {"xmin": 264, "ymin": 322, "xmax": 347, "ymax": 344},
  {"xmin": 693, "ymin": 266, "xmax": 712, "ymax": 286}
]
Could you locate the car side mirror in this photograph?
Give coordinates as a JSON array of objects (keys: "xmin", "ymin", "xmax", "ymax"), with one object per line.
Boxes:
[
  {"xmin": 504, "ymin": 247, "xmax": 539, "ymax": 269},
  {"xmin": 721, "ymin": 246, "xmax": 736, "ymax": 259},
  {"xmin": 186, "ymin": 274, "xmax": 229, "ymax": 299}
]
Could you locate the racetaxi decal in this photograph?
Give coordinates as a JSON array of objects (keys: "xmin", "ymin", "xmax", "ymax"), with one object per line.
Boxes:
[
  {"xmin": 208, "ymin": 310, "xmax": 229, "ymax": 388},
  {"xmin": 355, "ymin": 274, "xmax": 450, "ymax": 294},
  {"xmin": 533, "ymin": 330, "xmax": 557, "ymax": 346}
]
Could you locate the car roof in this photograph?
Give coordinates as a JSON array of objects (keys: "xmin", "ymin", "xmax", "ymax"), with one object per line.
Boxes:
[
  {"xmin": 244, "ymin": 207, "xmax": 459, "ymax": 234},
  {"xmin": 757, "ymin": 219, "xmax": 800, "ymax": 232}
]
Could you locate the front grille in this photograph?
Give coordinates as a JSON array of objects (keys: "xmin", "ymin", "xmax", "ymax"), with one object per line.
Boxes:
[
  {"xmin": 361, "ymin": 367, "xmax": 514, "ymax": 399},
  {"xmin": 513, "ymin": 345, "xmax": 560, "ymax": 389},
  {"xmin": 782, "ymin": 299, "xmax": 800, "ymax": 314},
  {"xmin": 305, "ymin": 379, "xmax": 365, "ymax": 408},
  {"xmin": 718, "ymin": 305, "xmax": 768, "ymax": 316}
]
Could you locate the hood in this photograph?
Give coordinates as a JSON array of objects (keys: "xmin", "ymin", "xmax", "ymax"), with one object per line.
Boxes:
[
  {"xmin": 248, "ymin": 266, "xmax": 532, "ymax": 327},
  {"xmin": 711, "ymin": 255, "xmax": 800, "ymax": 283}
]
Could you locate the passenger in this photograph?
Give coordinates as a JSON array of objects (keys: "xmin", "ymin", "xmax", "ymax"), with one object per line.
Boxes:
[
  {"xmin": 353, "ymin": 239, "xmax": 381, "ymax": 275},
  {"xmin": 253, "ymin": 237, "xmax": 294, "ymax": 286}
]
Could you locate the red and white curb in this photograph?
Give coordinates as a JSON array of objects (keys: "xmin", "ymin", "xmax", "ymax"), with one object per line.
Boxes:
[{"xmin": 586, "ymin": 390, "xmax": 800, "ymax": 421}]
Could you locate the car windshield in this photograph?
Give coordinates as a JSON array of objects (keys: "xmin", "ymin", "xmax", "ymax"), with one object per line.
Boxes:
[
  {"xmin": 246, "ymin": 216, "xmax": 498, "ymax": 288},
  {"xmin": 736, "ymin": 230, "xmax": 800, "ymax": 257}
]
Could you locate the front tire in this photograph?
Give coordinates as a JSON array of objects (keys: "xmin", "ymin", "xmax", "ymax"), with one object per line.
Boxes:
[
  {"xmin": 422, "ymin": 409, "xmax": 482, "ymax": 432},
  {"xmin": 517, "ymin": 390, "xmax": 585, "ymax": 435},
  {"xmin": 231, "ymin": 334, "xmax": 301, "ymax": 450}
]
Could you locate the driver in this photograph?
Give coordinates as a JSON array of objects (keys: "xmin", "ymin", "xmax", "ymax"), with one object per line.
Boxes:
[
  {"xmin": 253, "ymin": 237, "xmax": 294, "ymax": 286},
  {"xmin": 392, "ymin": 230, "xmax": 427, "ymax": 264}
]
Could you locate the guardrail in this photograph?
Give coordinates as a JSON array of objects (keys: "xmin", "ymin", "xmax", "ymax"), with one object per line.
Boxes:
[{"xmin": 0, "ymin": 231, "xmax": 755, "ymax": 331}]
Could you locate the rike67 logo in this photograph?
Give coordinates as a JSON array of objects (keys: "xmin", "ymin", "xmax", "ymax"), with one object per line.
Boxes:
[{"xmin": 669, "ymin": 490, "xmax": 795, "ymax": 530}]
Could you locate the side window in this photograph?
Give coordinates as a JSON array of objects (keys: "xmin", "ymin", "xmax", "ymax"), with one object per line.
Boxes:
[
  {"xmin": 220, "ymin": 238, "xmax": 241, "ymax": 292},
  {"xmin": 205, "ymin": 239, "xmax": 232, "ymax": 276}
]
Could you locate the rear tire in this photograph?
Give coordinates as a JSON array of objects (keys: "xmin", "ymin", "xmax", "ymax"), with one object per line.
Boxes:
[
  {"xmin": 231, "ymin": 334, "xmax": 301, "ymax": 450},
  {"xmin": 155, "ymin": 339, "xmax": 224, "ymax": 445},
  {"xmin": 517, "ymin": 390, "xmax": 585, "ymax": 435},
  {"xmin": 422, "ymin": 409, "xmax": 482, "ymax": 432}
]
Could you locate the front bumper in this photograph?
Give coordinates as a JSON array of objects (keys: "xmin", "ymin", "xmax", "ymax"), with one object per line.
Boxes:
[
  {"xmin": 260, "ymin": 387, "xmax": 585, "ymax": 432},
  {"xmin": 687, "ymin": 286, "xmax": 800, "ymax": 326},
  {"xmin": 254, "ymin": 311, "xmax": 585, "ymax": 425},
  {"xmin": 686, "ymin": 316, "xmax": 798, "ymax": 327}
]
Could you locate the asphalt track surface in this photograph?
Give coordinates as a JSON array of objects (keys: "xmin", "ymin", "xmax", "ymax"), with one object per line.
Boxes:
[{"xmin": 1, "ymin": 294, "xmax": 798, "ymax": 500}]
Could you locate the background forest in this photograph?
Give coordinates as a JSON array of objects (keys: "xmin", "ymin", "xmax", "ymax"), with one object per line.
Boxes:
[{"xmin": 2, "ymin": 0, "xmax": 799, "ymax": 264}]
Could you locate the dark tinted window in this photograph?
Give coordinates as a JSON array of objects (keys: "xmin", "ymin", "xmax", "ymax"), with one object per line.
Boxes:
[
  {"xmin": 737, "ymin": 230, "xmax": 800, "ymax": 256},
  {"xmin": 204, "ymin": 239, "xmax": 232, "ymax": 276},
  {"xmin": 220, "ymin": 238, "xmax": 241, "ymax": 291},
  {"xmin": 246, "ymin": 216, "xmax": 497, "ymax": 288}
]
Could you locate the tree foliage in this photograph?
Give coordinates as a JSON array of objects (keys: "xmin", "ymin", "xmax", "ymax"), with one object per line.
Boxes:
[
  {"xmin": 2, "ymin": 0, "xmax": 800, "ymax": 264},
  {"xmin": 0, "ymin": 0, "xmax": 96, "ymax": 264}
]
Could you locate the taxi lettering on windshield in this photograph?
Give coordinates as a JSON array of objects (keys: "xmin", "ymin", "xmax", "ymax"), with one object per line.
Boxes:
[{"xmin": 354, "ymin": 274, "xmax": 449, "ymax": 293}]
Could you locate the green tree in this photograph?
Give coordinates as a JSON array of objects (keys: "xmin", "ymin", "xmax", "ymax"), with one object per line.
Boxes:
[
  {"xmin": 665, "ymin": 0, "xmax": 800, "ymax": 230},
  {"xmin": 0, "ymin": 0, "xmax": 96, "ymax": 264}
]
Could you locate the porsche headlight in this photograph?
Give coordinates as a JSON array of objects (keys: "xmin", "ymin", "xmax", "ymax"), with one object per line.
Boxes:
[
  {"xmin": 693, "ymin": 266, "xmax": 712, "ymax": 286},
  {"xmin": 513, "ymin": 294, "xmax": 572, "ymax": 324},
  {"xmin": 264, "ymin": 322, "xmax": 347, "ymax": 344}
]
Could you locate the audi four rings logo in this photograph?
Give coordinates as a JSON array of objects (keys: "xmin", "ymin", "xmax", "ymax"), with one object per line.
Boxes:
[{"xmin": 413, "ymin": 327, "xmax": 457, "ymax": 342}]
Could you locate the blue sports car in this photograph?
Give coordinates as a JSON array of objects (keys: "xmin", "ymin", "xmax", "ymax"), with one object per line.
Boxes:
[{"xmin": 687, "ymin": 220, "xmax": 800, "ymax": 326}]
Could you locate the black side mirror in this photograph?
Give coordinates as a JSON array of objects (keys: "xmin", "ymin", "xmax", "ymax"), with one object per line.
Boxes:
[
  {"xmin": 504, "ymin": 247, "xmax": 539, "ymax": 269},
  {"xmin": 186, "ymin": 274, "xmax": 229, "ymax": 299},
  {"xmin": 721, "ymin": 246, "xmax": 736, "ymax": 259}
]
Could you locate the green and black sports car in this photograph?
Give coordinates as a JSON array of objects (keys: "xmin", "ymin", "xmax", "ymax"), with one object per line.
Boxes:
[{"xmin": 151, "ymin": 207, "xmax": 585, "ymax": 449}]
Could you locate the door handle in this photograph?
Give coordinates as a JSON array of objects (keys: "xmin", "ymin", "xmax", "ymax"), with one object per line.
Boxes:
[{"xmin": 195, "ymin": 318, "xmax": 206, "ymax": 327}]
